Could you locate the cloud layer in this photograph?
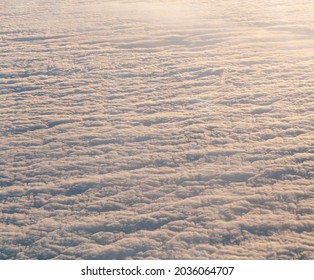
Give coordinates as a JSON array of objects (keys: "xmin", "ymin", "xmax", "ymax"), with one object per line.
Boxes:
[{"xmin": 0, "ymin": 0, "xmax": 313, "ymax": 259}]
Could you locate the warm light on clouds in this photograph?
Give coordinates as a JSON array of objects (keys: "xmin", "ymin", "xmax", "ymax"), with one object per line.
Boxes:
[{"xmin": 0, "ymin": 0, "xmax": 313, "ymax": 260}]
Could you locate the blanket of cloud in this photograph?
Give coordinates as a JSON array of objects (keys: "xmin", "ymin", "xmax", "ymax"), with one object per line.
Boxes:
[{"xmin": 0, "ymin": 0, "xmax": 314, "ymax": 260}]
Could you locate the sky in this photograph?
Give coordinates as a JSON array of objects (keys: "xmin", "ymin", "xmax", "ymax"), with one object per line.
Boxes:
[{"xmin": 0, "ymin": 0, "xmax": 313, "ymax": 259}]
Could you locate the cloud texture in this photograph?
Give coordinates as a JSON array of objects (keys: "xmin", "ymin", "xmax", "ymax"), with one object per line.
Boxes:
[{"xmin": 0, "ymin": 0, "xmax": 313, "ymax": 259}]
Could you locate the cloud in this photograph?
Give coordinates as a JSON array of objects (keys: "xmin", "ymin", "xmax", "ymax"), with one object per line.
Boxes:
[{"xmin": 0, "ymin": 0, "xmax": 313, "ymax": 260}]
